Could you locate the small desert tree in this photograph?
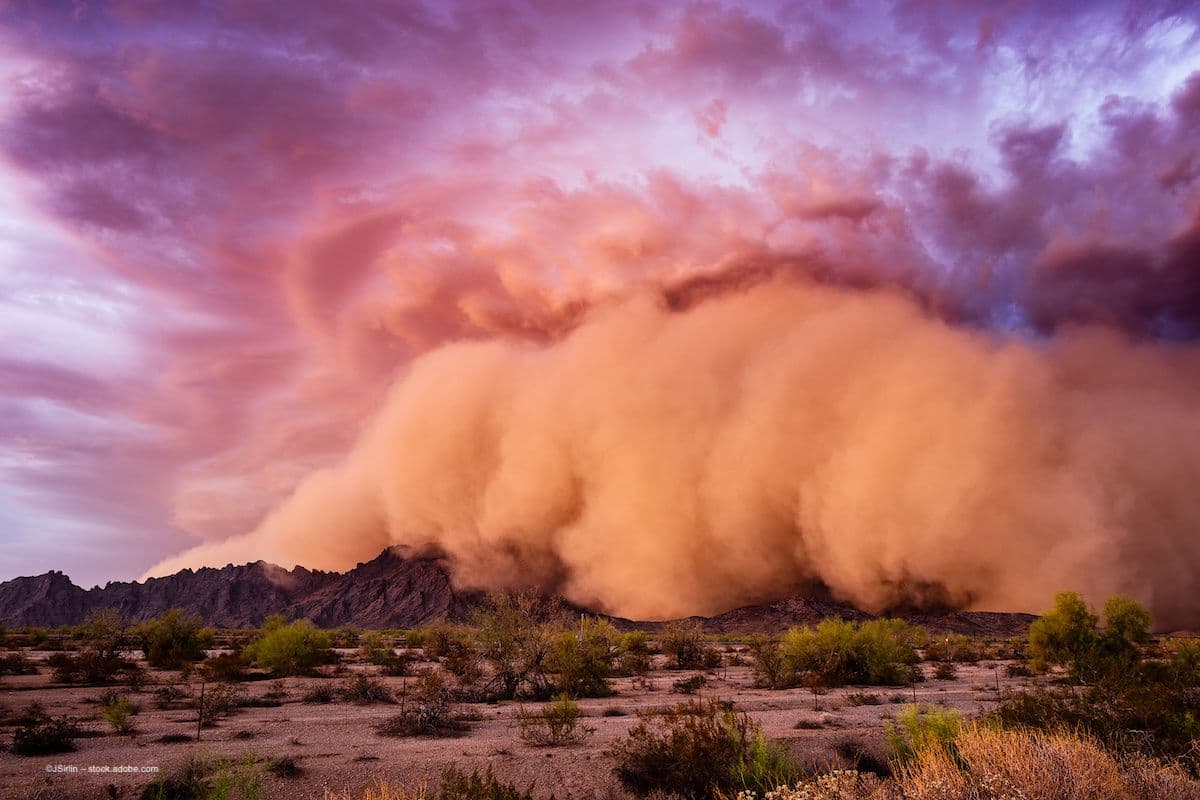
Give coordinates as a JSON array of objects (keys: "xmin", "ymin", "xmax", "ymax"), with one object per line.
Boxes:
[
  {"xmin": 660, "ymin": 620, "xmax": 710, "ymax": 670},
  {"xmin": 473, "ymin": 592, "xmax": 564, "ymax": 699},
  {"xmin": 136, "ymin": 609, "xmax": 214, "ymax": 669},
  {"xmin": 546, "ymin": 617, "xmax": 619, "ymax": 697},
  {"xmin": 51, "ymin": 609, "xmax": 138, "ymax": 685},
  {"xmin": 1027, "ymin": 591, "xmax": 1153, "ymax": 681}
]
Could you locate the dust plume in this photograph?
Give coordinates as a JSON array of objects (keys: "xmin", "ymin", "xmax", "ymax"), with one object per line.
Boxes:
[{"xmin": 147, "ymin": 279, "xmax": 1200, "ymax": 628}]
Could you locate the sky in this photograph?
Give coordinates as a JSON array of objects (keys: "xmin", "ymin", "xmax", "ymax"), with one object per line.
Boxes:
[{"xmin": 1, "ymin": 0, "xmax": 1199, "ymax": 590}]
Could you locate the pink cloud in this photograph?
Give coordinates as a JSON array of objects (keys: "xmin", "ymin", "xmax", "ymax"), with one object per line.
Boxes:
[{"xmin": 1, "ymin": 0, "xmax": 1199, "ymax": 586}]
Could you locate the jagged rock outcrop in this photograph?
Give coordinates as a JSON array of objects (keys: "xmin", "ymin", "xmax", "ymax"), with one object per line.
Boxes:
[
  {"xmin": 0, "ymin": 546, "xmax": 1035, "ymax": 635},
  {"xmin": 0, "ymin": 547, "xmax": 469, "ymax": 629}
]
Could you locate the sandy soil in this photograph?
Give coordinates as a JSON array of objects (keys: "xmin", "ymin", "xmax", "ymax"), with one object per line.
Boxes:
[{"xmin": 0, "ymin": 651, "xmax": 1043, "ymax": 800}]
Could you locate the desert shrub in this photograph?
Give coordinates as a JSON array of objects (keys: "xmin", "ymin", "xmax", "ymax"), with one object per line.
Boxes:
[
  {"xmin": 844, "ymin": 691, "xmax": 882, "ymax": 706},
  {"xmin": 48, "ymin": 650, "xmax": 138, "ymax": 685},
  {"xmin": 609, "ymin": 698, "xmax": 798, "ymax": 799},
  {"xmin": 660, "ymin": 621, "xmax": 712, "ymax": 670},
  {"xmin": 517, "ymin": 694, "xmax": 594, "ymax": 746},
  {"xmin": 991, "ymin": 672, "xmax": 1200, "ymax": 768},
  {"xmin": 244, "ymin": 618, "xmax": 331, "ymax": 676},
  {"xmin": 379, "ymin": 670, "xmax": 467, "ymax": 737},
  {"xmin": 746, "ymin": 634, "xmax": 786, "ymax": 689},
  {"xmin": 1104, "ymin": 594, "xmax": 1153, "ymax": 645},
  {"xmin": 893, "ymin": 724, "xmax": 1200, "ymax": 800},
  {"xmin": 473, "ymin": 592, "xmax": 565, "ymax": 700},
  {"xmin": 545, "ymin": 617, "xmax": 618, "ymax": 698},
  {"xmin": 439, "ymin": 636, "xmax": 483, "ymax": 687},
  {"xmin": 139, "ymin": 755, "xmax": 266, "ymax": 800},
  {"xmin": 154, "ymin": 684, "xmax": 190, "ymax": 709},
  {"xmin": 886, "ymin": 704, "xmax": 961, "ymax": 762},
  {"xmin": 0, "ymin": 652, "xmax": 37, "ymax": 676},
  {"xmin": 924, "ymin": 633, "xmax": 982, "ymax": 663},
  {"xmin": 421, "ymin": 624, "xmax": 457, "ymax": 659},
  {"xmin": 48, "ymin": 609, "xmax": 140, "ymax": 685},
  {"xmin": 340, "ymin": 673, "xmax": 395, "ymax": 704},
  {"xmin": 752, "ymin": 618, "xmax": 924, "ymax": 689},
  {"xmin": 197, "ymin": 682, "xmax": 240, "ymax": 726},
  {"xmin": 620, "ymin": 630, "xmax": 650, "ymax": 654},
  {"xmin": 1027, "ymin": 591, "xmax": 1152, "ymax": 682},
  {"xmin": 10, "ymin": 709, "xmax": 83, "ymax": 755},
  {"xmin": 672, "ymin": 674, "xmax": 706, "ymax": 694},
  {"xmin": 102, "ymin": 695, "xmax": 138, "ymax": 735},
  {"xmin": 332, "ymin": 625, "xmax": 361, "ymax": 649},
  {"xmin": 200, "ymin": 653, "xmax": 246, "ymax": 682},
  {"xmin": 267, "ymin": 755, "xmax": 303, "ymax": 779},
  {"xmin": 323, "ymin": 769, "xmax": 540, "ymax": 800},
  {"xmin": 136, "ymin": 609, "xmax": 214, "ymax": 669},
  {"xmin": 1165, "ymin": 638, "xmax": 1200, "ymax": 686},
  {"xmin": 436, "ymin": 767, "xmax": 538, "ymax": 800},
  {"xmin": 834, "ymin": 737, "xmax": 892, "ymax": 777},
  {"xmin": 615, "ymin": 631, "xmax": 652, "ymax": 677},
  {"xmin": 361, "ymin": 632, "xmax": 409, "ymax": 675},
  {"xmin": 236, "ymin": 695, "xmax": 281, "ymax": 709},
  {"xmin": 157, "ymin": 733, "xmax": 194, "ymax": 744},
  {"xmin": 303, "ymin": 684, "xmax": 336, "ymax": 704},
  {"xmin": 1005, "ymin": 662, "xmax": 1034, "ymax": 678},
  {"xmin": 933, "ymin": 662, "xmax": 958, "ymax": 680}
]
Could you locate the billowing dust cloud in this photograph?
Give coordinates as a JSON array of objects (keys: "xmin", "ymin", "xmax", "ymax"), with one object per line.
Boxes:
[{"xmin": 148, "ymin": 280, "xmax": 1200, "ymax": 628}]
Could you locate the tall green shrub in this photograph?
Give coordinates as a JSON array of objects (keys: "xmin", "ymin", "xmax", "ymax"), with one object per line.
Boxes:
[{"xmin": 246, "ymin": 618, "xmax": 331, "ymax": 676}]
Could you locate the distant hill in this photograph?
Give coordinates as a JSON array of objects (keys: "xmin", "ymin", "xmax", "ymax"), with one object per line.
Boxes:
[{"xmin": 0, "ymin": 546, "xmax": 1034, "ymax": 636}]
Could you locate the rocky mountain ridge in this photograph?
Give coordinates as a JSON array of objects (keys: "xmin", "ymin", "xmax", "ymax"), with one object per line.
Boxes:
[{"xmin": 0, "ymin": 547, "xmax": 1034, "ymax": 636}]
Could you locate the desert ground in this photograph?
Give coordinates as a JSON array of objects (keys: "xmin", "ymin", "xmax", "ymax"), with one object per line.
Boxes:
[{"xmin": 0, "ymin": 646, "xmax": 1034, "ymax": 800}]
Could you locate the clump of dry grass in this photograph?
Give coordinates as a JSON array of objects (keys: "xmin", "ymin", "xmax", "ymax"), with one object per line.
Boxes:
[
  {"xmin": 325, "ymin": 784, "xmax": 429, "ymax": 800},
  {"xmin": 729, "ymin": 726, "xmax": 1200, "ymax": 800},
  {"xmin": 895, "ymin": 725, "xmax": 1200, "ymax": 800}
]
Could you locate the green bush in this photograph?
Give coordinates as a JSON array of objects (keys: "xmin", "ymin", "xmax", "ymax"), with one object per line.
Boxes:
[
  {"xmin": 435, "ymin": 767, "xmax": 539, "ymax": 800},
  {"xmin": 136, "ymin": 609, "xmax": 215, "ymax": 669},
  {"xmin": 472, "ymin": 592, "xmax": 563, "ymax": 699},
  {"xmin": 245, "ymin": 618, "xmax": 331, "ymax": 676},
  {"xmin": 886, "ymin": 704, "xmax": 961, "ymax": 762},
  {"xmin": 545, "ymin": 617, "xmax": 618, "ymax": 698},
  {"xmin": 139, "ymin": 755, "xmax": 266, "ymax": 800},
  {"xmin": 751, "ymin": 618, "xmax": 925, "ymax": 688},
  {"xmin": 102, "ymin": 696, "xmax": 138, "ymax": 735},
  {"xmin": 660, "ymin": 621, "xmax": 711, "ymax": 670},
  {"xmin": 1166, "ymin": 638, "xmax": 1200, "ymax": 686},
  {"xmin": 609, "ymin": 699, "xmax": 798, "ymax": 799},
  {"xmin": 1027, "ymin": 591, "xmax": 1152, "ymax": 682},
  {"xmin": 11, "ymin": 709, "xmax": 82, "ymax": 755},
  {"xmin": 517, "ymin": 694, "xmax": 594, "ymax": 746}
]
